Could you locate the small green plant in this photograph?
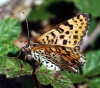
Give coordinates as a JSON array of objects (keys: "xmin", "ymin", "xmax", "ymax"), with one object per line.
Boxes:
[{"xmin": 0, "ymin": 18, "xmax": 32, "ymax": 78}]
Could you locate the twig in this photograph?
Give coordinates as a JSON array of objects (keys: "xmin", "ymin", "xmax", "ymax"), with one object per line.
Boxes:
[
  {"xmin": 80, "ymin": 22, "xmax": 100, "ymax": 51},
  {"xmin": 32, "ymin": 73, "xmax": 40, "ymax": 88}
]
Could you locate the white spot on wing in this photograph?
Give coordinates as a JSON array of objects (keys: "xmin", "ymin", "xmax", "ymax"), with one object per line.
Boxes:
[
  {"xmin": 80, "ymin": 57, "xmax": 86, "ymax": 63},
  {"xmin": 40, "ymin": 56, "xmax": 60, "ymax": 71},
  {"xmin": 31, "ymin": 50, "xmax": 60, "ymax": 71},
  {"xmin": 70, "ymin": 66, "xmax": 79, "ymax": 73}
]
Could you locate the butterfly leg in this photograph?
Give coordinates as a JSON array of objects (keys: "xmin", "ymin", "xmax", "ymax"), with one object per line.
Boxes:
[
  {"xmin": 24, "ymin": 54, "xmax": 31, "ymax": 61},
  {"xmin": 11, "ymin": 47, "xmax": 24, "ymax": 59},
  {"xmin": 12, "ymin": 47, "xmax": 31, "ymax": 60},
  {"xmin": 20, "ymin": 47, "xmax": 32, "ymax": 61}
]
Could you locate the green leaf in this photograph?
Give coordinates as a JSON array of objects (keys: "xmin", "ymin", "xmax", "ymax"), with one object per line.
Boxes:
[
  {"xmin": 74, "ymin": 0, "xmax": 100, "ymax": 17},
  {"xmin": 35, "ymin": 69, "xmax": 74, "ymax": 88},
  {"xmin": 61, "ymin": 71, "xmax": 85, "ymax": 83},
  {"xmin": 88, "ymin": 77, "xmax": 100, "ymax": 88},
  {"xmin": 0, "ymin": 44, "xmax": 32, "ymax": 78},
  {"xmin": 0, "ymin": 18, "xmax": 21, "ymax": 43},
  {"xmin": 0, "ymin": 57, "xmax": 32, "ymax": 78},
  {"xmin": 0, "ymin": 43, "xmax": 19, "ymax": 56},
  {"xmin": 83, "ymin": 50, "xmax": 100, "ymax": 77}
]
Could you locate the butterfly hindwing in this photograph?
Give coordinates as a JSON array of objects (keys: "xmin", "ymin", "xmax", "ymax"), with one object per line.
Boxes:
[{"xmin": 31, "ymin": 45, "xmax": 86, "ymax": 73}]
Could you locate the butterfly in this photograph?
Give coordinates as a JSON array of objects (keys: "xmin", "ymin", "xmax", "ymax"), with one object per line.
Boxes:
[{"xmin": 23, "ymin": 13, "xmax": 89, "ymax": 73}]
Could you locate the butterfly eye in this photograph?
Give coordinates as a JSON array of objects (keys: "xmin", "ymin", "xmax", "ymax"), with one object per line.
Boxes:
[
  {"xmin": 26, "ymin": 43, "xmax": 29, "ymax": 48},
  {"xmin": 25, "ymin": 40, "xmax": 30, "ymax": 48}
]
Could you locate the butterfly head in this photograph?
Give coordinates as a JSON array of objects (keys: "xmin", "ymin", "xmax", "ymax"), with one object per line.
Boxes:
[
  {"xmin": 19, "ymin": 40, "xmax": 31, "ymax": 49},
  {"xmin": 25, "ymin": 39, "xmax": 30, "ymax": 48}
]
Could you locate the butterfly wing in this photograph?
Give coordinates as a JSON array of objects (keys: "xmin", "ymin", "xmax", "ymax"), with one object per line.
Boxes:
[
  {"xmin": 35, "ymin": 14, "xmax": 89, "ymax": 47},
  {"xmin": 31, "ymin": 45, "xmax": 85, "ymax": 73}
]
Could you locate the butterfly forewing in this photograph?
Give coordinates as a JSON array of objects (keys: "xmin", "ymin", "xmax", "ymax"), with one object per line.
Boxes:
[{"xmin": 35, "ymin": 14, "xmax": 89, "ymax": 47}]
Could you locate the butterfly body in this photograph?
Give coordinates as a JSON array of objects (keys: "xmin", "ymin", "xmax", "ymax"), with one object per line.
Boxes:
[{"xmin": 25, "ymin": 13, "xmax": 89, "ymax": 73}]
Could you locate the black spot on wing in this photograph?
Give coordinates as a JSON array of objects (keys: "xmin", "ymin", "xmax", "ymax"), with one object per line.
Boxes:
[
  {"xmin": 73, "ymin": 40, "xmax": 77, "ymax": 45},
  {"xmin": 80, "ymin": 19, "xmax": 83, "ymax": 22},
  {"xmin": 75, "ymin": 31, "xmax": 78, "ymax": 33},
  {"xmin": 64, "ymin": 21, "xmax": 73, "ymax": 30},
  {"xmin": 81, "ymin": 23, "xmax": 84, "ymax": 25},
  {"xmin": 46, "ymin": 36, "xmax": 49, "ymax": 40},
  {"xmin": 65, "ymin": 31, "xmax": 70, "ymax": 34},
  {"xmin": 77, "ymin": 15, "xmax": 80, "ymax": 19},
  {"xmin": 48, "ymin": 39, "xmax": 54, "ymax": 44},
  {"xmin": 63, "ymin": 40, "xmax": 67, "ymax": 45},
  {"xmin": 60, "ymin": 35, "xmax": 65, "ymax": 39},
  {"xmin": 69, "ymin": 25, "xmax": 73, "ymax": 30},
  {"xmin": 51, "ymin": 65, "xmax": 53, "ymax": 67},
  {"xmin": 79, "ymin": 26, "xmax": 82, "ymax": 29},
  {"xmin": 73, "ymin": 35, "xmax": 78, "ymax": 39},
  {"xmin": 54, "ymin": 39, "xmax": 58, "ymax": 44},
  {"xmin": 74, "ymin": 20, "xmax": 77, "ymax": 22},
  {"xmin": 69, "ymin": 41, "xmax": 71, "ymax": 44},
  {"xmin": 51, "ymin": 32, "xmax": 55, "ymax": 38},
  {"xmin": 46, "ymin": 61, "xmax": 49, "ymax": 64}
]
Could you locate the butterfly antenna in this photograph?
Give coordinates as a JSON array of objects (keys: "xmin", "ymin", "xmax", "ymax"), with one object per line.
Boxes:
[{"xmin": 22, "ymin": 12, "xmax": 30, "ymax": 44}]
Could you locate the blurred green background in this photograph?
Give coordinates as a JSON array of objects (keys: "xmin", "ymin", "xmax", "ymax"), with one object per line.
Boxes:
[{"xmin": 0, "ymin": 0, "xmax": 100, "ymax": 88}]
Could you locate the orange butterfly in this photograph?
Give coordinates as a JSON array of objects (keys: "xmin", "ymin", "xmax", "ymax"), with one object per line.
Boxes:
[{"xmin": 21, "ymin": 13, "xmax": 89, "ymax": 73}]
